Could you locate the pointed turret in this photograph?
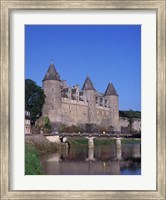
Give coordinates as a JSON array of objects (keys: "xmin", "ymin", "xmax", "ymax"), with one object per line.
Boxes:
[
  {"xmin": 43, "ymin": 62, "xmax": 60, "ymax": 81},
  {"xmin": 42, "ymin": 62, "xmax": 62, "ymax": 123},
  {"xmin": 82, "ymin": 76, "xmax": 96, "ymax": 124},
  {"xmin": 104, "ymin": 82, "xmax": 119, "ymax": 131},
  {"xmin": 104, "ymin": 82, "xmax": 118, "ymax": 96},
  {"xmin": 82, "ymin": 76, "xmax": 96, "ymax": 91}
]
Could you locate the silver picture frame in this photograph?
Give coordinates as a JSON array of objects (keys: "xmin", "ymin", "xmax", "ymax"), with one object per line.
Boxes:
[{"xmin": 0, "ymin": 0, "xmax": 165, "ymax": 199}]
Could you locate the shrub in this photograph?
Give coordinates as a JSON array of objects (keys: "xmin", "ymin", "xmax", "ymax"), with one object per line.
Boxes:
[
  {"xmin": 58, "ymin": 124, "xmax": 83, "ymax": 133},
  {"xmin": 58, "ymin": 124, "xmax": 67, "ymax": 133},
  {"xmin": 44, "ymin": 116, "xmax": 51, "ymax": 130}
]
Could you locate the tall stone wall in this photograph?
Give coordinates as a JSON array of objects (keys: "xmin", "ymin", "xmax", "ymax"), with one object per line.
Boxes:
[
  {"xmin": 131, "ymin": 118, "xmax": 141, "ymax": 132},
  {"xmin": 105, "ymin": 95, "xmax": 119, "ymax": 131},
  {"xmin": 119, "ymin": 117, "xmax": 130, "ymax": 127},
  {"xmin": 42, "ymin": 80, "xmax": 62, "ymax": 122},
  {"xmin": 84, "ymin": 90, "xmax": 97, "ymax": 124},
  {"xmin": 61, "ymin": 100, "xmax": 118, "ymax": 128},
  {"xmin": 119, "ymin": 117, "xmax": 141, "ymax": 133},
  {"xmin": 96, "ymin": 107, "xmax": 110, "ymax": 127},
  {"xmin": 61, "ymin": 100, "xmax": 88, "ymax": 126}
]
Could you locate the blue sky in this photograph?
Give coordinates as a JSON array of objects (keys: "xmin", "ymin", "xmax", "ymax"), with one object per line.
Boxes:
[{"xmin": 25, "ymin": 25, "xmax": 141, "ymax": 111}]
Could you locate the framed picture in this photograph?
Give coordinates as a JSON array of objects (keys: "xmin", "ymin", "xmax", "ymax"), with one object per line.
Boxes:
[{"xmin": 1, "ymin": 0, "xmax": 165, "ymax": 199}]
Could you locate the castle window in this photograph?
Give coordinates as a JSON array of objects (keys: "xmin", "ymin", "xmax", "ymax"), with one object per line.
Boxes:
[
  {"xmin": 52, "ymin": 106, "xmax": 54, "ymax": 109},
  {"xmin": 52, "ymin": 97, "xmax": 54, "ymax": 101},
  {"xmin": 105, "ymin": 99, "xmax": 107, "ymax": 107},
  {"xmin": 100, "ymin": 98, "xmax": 103, "ymax": 106},
  {"xmin": 52, "ymin": 88, "xmax": 54, "ymax": 91}
]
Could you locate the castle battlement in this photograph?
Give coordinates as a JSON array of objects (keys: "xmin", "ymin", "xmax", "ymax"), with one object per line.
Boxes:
[{"xmin": 42, "ymin": 63, "xmax": 120, "ymax": 130}]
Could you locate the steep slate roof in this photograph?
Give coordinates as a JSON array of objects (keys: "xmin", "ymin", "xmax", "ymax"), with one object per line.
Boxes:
[
  {"xmin": 104, "ymin": 82, "xmax": 118, "ymax": 96},
  {"xmin": 82, "ymin": 76, "xmax": 96, "ymax": 91},
  {"xmin": 43, "ymin": 63, "xmax": 60, "ymax": 81}
]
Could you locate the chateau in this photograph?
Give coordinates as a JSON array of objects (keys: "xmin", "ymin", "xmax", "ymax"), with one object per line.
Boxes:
[{"xmin": 42, "ymin": 62, "xmax": 120, "ymax": 131}]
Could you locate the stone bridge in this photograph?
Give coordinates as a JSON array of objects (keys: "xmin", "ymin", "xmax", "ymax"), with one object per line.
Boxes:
[{"xmin": 44, "ymin": 132, "xmax": 134, "ymax": 149}]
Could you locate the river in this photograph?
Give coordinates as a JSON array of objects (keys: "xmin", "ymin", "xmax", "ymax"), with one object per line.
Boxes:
[{"xmin": 41, "ymin": 139, "xmax": 141, "ymax": 175}]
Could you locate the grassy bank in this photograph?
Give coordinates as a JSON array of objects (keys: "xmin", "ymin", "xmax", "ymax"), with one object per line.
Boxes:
[
  {"xmin": 68, "ymin": 137, "xmax": 141, "ymax": 147},
  {"xmin": 25, "ymin": 143, "xmax": 43, "ymax": 175},
  {"xmin": 121, "ymin": 138, "xmax": 141, "ymax": 144},
  {"xmin": 68, "ymin": 137, "xmax": 88, "ymax": 146},
  {"xmin": 94, "ymin": 138, "xmax": 114, "ymax": 146},
  {"xmin": 25, "ymin": 134, "xmax": 61, "ymax": 175},
  {"xmin": 68, "ymin": 137, "xmax": 115, "ymax": 146}
]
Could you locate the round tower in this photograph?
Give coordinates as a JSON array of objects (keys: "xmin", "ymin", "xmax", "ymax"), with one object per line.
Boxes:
[
  {"xmin": 42, "ymin": 62, "xmax": 62, "ymax": 123},
  {"xmin": 104, "ymin": 82, "xmax": 120, "ymax": 131},
  {"xmin": 82, "ymin": 76, "xmax": 97, "ymax": 124}
]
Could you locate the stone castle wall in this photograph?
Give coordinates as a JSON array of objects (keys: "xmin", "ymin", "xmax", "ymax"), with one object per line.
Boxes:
[
  {"xmin": 59, "ymin": 98, "xmax": 117, "ymax": 128},
  {"xmin": 42, "ymin": 80, "xmax": 62, "ymax": 122},
  {"xmin": 42, "ymin": 81, "xmax": 120, "ymax": 130},
  {"xmin": 41, "ymin": 63, "xmax": 140, "ymax": 132},
  {"xmin": 61, "ymin": 100, "xmax": 88, "ymax": 125},
  {"xmin": 119, "ymin": 117, "xmax": 141, "ymax": 133},
  {"xmin": 131, "ymin": 118, "xmax": 141, "ymax": 132}
]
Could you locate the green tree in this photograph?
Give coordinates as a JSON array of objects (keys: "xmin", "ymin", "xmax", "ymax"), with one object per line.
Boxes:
[
  {"xmin": 25, "ymin": 79, "xmax": 45, "ymax": 124},
  {"xmin": 119, "ymin": 110, "xmax": 141, "ymax": 119}
]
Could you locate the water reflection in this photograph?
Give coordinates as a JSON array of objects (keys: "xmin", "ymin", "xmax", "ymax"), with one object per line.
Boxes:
[
  {"xmin": 41, "ymin": 140, "xmax": 141, "ymax": 175},
  {"xmin": 85, "ymin": 148, "xmax": 96, "ymax": 161}
]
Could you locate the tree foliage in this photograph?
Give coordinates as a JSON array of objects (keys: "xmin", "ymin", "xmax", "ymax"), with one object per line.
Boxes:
[
  {"xmin": 44, "ymin": 116, "xmax": 51, "ymax": 130},
  {"xmin": 25, "ymin": 79, "xmax": 45, "ymax": 124},
  {"xmin": 119, "ymin": 110, "xmax": 141, "ymax": 119}
]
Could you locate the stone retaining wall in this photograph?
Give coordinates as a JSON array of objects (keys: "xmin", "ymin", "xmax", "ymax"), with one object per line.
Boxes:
[{"xmin": 119, "ymin": 117, "xmax": 141, "ymax": 133}]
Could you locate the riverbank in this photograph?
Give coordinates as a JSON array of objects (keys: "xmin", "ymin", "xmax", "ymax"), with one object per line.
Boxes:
[
  {"xmin": 25, "ymin": 143, "xmax": 43, "ymax": 175},
  {"xmin": 25, "ymin": 134, "xmax": 61, "ymax": 154},
  {"xmin": 25, "ymin": 134, "xmax": 61, "ymax": 175}
]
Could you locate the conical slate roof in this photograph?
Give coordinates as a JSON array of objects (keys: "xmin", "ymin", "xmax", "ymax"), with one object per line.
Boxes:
[
  {"xmin": 82, "ymin": 76, "xmax": 96, "ymax": 91},
  {"xmin": 104, "ymin": 82, "xmax": 118, "ymax": 96},
  {"xmin": 43, "ymin": 63, "xmax": 60, "ymax": 81}
]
